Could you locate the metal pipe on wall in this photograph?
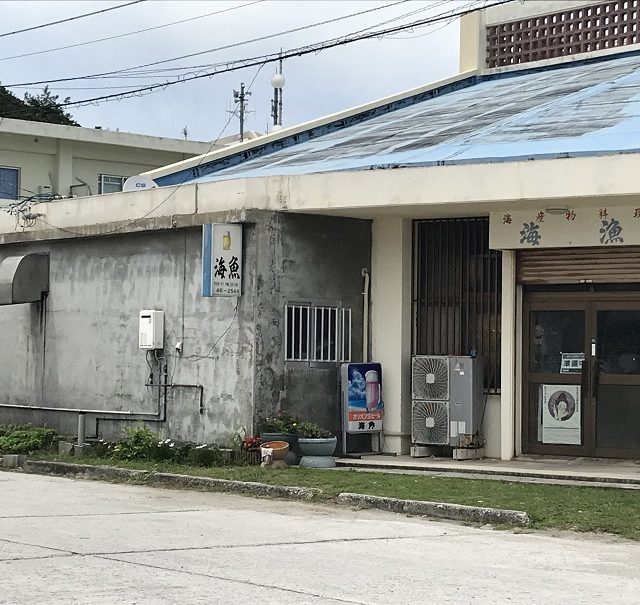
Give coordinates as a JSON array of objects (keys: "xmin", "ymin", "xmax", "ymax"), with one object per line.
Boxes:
[
  {"xmin": 361, "ymin": 268, "xmax": 370, "ymax": 362},
  {"xmin": 77, "ymin": 412, "xmax": 86, "ymax": 446}
]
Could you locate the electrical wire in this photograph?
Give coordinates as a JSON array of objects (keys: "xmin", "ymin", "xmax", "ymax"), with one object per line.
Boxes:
[
  {"xmin": 33, "ymin": 63, "xmax": 266, "ymax": 237},
  {"xmin": 3, "ymin": 0, "xmax": 509, "ymax": 236},
  {"xmin": 0, "ymin": 1, "xmax": 145, "ymax": 39},
  {"xmin": 0, "ymin": 1, "xmax": 263, "ymax": 62},
  {"xmin": 6, "ymin": 0, "xmax": 412, "ymax": 87},
  {"xmin": 3, "ymin": 0, "xmax": 510, "ymax": 114},
  {"xmin": 184, "ymin": 303, "xmax": 239, "ymax": 361}
]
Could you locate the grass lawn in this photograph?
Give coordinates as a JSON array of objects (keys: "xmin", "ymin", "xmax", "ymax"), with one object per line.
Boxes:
[{"xmin": 31, "ymin": 453, "xmax": 640, "ymax": 540}]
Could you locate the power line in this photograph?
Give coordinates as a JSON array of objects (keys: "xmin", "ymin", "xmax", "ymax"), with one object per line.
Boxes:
[
  {"xmin": 5, "ymin": 0, "xmax": 412, "ymax": 87},
  {"xmin": 0, "ymin": 1, "xmax": 263, "ymax": 62},
  {"xmin": 31, "ymin": 63, "xmax": 267, "ymax": 238},
  {"xmin": 0, "ymin": 0, "xmax": 503, "ymax": 122},
  {"xmin": 0, "ymin": 1, "xmax": 145, "ymax": 39},
  {"xmin": 50, "ymin": 0, "xmax": 510, "ymax": 109},
  {"xmin": 0, "ymin": 1, "xmax": 499, "ymax": 122},
  {"xmin": 10, "ymin": 0, "xmax": 509, "ymax": 237},
  {"xmin": 71, "ymin": 0, "xmax": 450, "ymax": 88},
  {"xmin": 1, "ymin": 1, "xmax": 504, "ymax": 120}
]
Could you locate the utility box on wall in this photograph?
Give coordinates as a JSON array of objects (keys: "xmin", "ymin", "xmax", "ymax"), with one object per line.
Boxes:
[{"xmin": 139, "ymin": 310, "xmax": 164, "ymax": 350}]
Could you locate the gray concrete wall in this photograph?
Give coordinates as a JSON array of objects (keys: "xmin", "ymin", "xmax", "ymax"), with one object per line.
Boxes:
[
  {"xmin": 0, "ymin": 227, "xmax": 256, "ymax": 443},
  {"xmin": 0, "ymin": 212, "xmax": 371, "ymax": 443},
  {"xmin": 253, "ymin": 213, "xmax": 371, "ymax": 437}
]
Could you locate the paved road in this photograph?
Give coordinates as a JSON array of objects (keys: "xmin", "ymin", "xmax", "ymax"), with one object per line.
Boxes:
[{"xmin": 0, "ymin": 472, "xmax": 638, "ymax": 605}]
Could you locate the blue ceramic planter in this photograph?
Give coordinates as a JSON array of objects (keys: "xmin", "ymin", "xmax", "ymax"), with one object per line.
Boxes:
[{"xmin": 297, "ymin": 436, "xmax": 337, "ymax": 457}]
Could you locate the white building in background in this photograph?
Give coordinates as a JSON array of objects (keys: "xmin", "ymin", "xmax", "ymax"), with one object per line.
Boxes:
[
  {"xmin": 0, "ymin": 118, "xmax": 258, "ymax": 201},
  {"xmin": 2, "ymin": 0, "xmax": 640, "ymax": 463}
]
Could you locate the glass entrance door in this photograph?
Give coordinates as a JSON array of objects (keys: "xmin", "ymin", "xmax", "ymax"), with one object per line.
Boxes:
[
  {"xmin": 524, "ymin": 300, "xmax": 590, "ymax": 456},
  {"xmin": 595, "ymin": 306, "xmax": 640, "ymax": 456},
  {"xmin": 523, "ymin": 293, "xmax": 640, "ymax": 458}
]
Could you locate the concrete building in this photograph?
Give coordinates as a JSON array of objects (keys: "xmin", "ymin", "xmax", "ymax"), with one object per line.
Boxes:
[
  {"xmin": 0, "ymin": 118, "xmax": 225, "ymax": 200},
  {"xmin": 1, "ymin": 0, "xmax": 640, "ymax": 461}
]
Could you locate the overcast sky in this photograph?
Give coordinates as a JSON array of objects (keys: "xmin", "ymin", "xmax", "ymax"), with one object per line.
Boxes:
[{"xmin": 1, "ymin": 0, "xmax": 468, "ymax": 142}]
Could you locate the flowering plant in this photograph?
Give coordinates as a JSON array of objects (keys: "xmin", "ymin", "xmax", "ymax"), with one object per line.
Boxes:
[
  {"xmin": 257, "ymin": 410, "xmax": 298, "ymax": 434},
  {"xmin": 242, "ymin": 436, "xmax": 262, "ymax": 450}
]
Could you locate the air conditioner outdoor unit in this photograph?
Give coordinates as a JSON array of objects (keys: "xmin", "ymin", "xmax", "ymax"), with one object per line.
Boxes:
[{"xmin": 411, "ymin": 355, "xmax": 484, "ymax": 450}]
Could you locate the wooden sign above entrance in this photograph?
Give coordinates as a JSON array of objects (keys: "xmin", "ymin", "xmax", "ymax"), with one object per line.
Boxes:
[{"xmin": 489, "ymin": 206, "xmax": 640, "ymax": 250}]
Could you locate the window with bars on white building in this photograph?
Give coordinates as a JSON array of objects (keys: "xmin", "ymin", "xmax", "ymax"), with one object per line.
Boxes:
[
  {"xmin": 98, "ymin": 174, "xmax": 128, "ymax": 194},
  {"xmin": 285, "ymin": 303, "xmax": 352, "ymax": 363}
]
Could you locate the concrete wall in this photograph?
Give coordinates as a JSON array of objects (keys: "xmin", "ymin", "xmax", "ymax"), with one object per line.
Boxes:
[
  {"xmin": 0, "ymin": 212, "xmax": 371, "ymax": 443},
  {"xmin": 252, "ymin": 213, "xmax": 371, "ymax": 437},
  {"xmin": 371, "ymin": 217, "xmax": 412, "ymax": 454},
  {"xmin": 0, "ymin": 227, "xmax": 256, "ymax": 443}
]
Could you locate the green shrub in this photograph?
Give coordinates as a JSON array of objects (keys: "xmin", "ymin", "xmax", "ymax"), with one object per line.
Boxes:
[
  {"xmin": 257, "ymin": 411, "xmax": 298, "ymax": 434},
  {"xmin": 100, "ymin": 425, "xmax": 257, "ymax": 467},
  {"xmin": 111, "ymin": 424, "xmax": 162, "ymax": 461},
  {"xmin": 0, "ymin": 425, "xmax": 58, "ymax": 454},
  {"xmin": 296, "ymin": 421, "xmax": 332, "ymax": 439}
]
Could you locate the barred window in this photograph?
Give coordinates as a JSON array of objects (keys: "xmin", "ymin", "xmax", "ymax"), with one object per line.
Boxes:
[
  {"xmin": 285, "ymin": 303, "xmax": 351, "ymax": 363},
  {"xmin": 413, "ymin": 218, "xmax": 502, "ymax": 392}
]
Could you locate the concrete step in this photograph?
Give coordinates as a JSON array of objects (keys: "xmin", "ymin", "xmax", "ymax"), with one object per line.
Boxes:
[{"xmin": 335, "ymin": 456, "xmax": 640, "ymax": 489}]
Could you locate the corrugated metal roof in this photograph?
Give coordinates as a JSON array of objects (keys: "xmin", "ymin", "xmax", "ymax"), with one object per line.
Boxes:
[{"xmin": 182, "ymin": 52, "xmax": 640, "ymax": 184}]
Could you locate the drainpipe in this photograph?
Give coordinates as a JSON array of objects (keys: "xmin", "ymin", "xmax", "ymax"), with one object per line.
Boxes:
[
  {"xmin": 77, "ymin": 412, "xmax": 86, "ymax": 446},
  {"xmin": 361, "ymin": 268, "xmax": 369, "ymax": 363}
]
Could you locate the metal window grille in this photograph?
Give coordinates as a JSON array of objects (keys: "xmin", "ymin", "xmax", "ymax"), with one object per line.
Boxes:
[
  {"xmin": 285, "ymin": 304, "xmax": 351, "ymax": 363},
  {"xmin": 340, "ymin": 308, "xmax": 352, "ymax": 363},
  {"xmin": 0, "ymin": 166, "xmax": 20, "ymax": 200},
  {"xmin": 412, "ymin": 218, "xmax": 502, "ymax": 392},
  {"xmin": 285, "ymin": 304, "xmax": 311, "ymax": 361},
  {"xmin": 98, "ymin": 174, "xmax": 127, "ymax": 194},
  {"xmin": 486, "ymin": 0, "xmax": 640, "ymax": 68}
]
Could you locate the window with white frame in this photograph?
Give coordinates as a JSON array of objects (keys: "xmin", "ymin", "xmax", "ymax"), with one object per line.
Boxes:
[
  {"xmin": 98, "ymin": 174, "xmax": 127, "ymax": 194},
  {"xmin": 285, "ymin": 303, "xmax": 351, "ymax": 363},
  {"xmin": 0, "ymin": 166, "xmax": 20, "ymax": 200}
]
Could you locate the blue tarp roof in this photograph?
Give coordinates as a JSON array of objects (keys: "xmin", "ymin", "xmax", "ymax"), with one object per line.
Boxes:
[{"xmin": 159, "ymin": 52, "xmax": 640, "ymax": 186}]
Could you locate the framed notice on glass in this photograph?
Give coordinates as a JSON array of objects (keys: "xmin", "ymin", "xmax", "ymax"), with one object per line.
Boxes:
[{"xmin": 540, "ymin": 384, "xmax": 581, "ymax": 445}]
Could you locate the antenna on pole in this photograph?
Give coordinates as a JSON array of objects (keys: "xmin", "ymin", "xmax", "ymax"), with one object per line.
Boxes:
[
  {"xmin": 270, "ymin": 50, "xmax": 285, "ymax": 131},
  {"xmin": 232, "ymin": 82, "xmax": 251, "ymax": 142}
]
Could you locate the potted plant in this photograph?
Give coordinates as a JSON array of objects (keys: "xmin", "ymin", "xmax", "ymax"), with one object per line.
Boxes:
[
  {"xmin": 257, "ymin": 410, "xmax": 298, "ymax": 446},
  {"xmin": 296, "ymin": 421, "xmax": 337, "ymax": 468},
  {"xmin": 241, "ymin": 435, "xmax": 262, "ymax": 465}
]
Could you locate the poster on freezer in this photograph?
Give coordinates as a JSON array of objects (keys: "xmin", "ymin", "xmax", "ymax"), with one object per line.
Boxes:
[{"xmin": 341, "ymin": 363, "xmax": 384, "ymax": 433}]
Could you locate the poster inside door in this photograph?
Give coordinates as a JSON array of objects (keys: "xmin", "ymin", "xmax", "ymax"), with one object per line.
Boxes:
[{"xmin": 540, "ymin": 384, "xmax": 581, "ymax": 445}]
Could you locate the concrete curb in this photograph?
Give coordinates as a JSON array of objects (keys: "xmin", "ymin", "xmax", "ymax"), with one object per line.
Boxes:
[
  {"xmin": 21, "ymin": 460, "xmax": 320, "ymax": 501},
  {"xmin": 337, "ymin": 492, "xmax": 532, "ymax": 526},
  {"xmin": 12, "ymin": 460, "xmax": 532, "ymax": 526}
]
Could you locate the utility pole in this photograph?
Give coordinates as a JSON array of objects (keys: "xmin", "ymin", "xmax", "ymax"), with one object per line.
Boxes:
[
  {"xmin": 233, "ymin": 82, "xmax": 251, "ymax": 142},
  {"xmin": 270, "ymin": 52, "xmax": 285, "ymax": 129}
]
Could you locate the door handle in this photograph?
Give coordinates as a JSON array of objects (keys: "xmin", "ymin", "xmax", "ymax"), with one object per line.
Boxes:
[{"xmin": 590, "ymin": 337, "xmax": 597, "ymax": 395}]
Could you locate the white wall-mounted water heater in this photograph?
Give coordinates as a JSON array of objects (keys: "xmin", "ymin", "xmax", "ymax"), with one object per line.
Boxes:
[{"xmin": 139, "ymin": 310, "xmax": 164, "ymax": 350}]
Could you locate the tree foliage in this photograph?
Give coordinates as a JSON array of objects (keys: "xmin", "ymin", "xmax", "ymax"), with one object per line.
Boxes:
[{"xmin": 0, "ymin": 84, "xmax": 79, "ymax": 126}]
